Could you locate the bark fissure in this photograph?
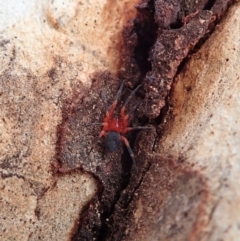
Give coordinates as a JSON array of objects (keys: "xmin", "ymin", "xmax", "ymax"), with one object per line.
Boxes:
[{"xmin": 56, "ymin": 0, "xmax": 236, "ymax": 240}]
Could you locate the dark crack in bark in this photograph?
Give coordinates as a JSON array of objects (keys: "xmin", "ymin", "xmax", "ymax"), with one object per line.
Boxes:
[{"xmin": 54, "ymin": 0, "xmax": 236, "ymax": 240}]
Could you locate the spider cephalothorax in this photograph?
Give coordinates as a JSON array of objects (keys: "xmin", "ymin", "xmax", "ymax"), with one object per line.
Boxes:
[{"xmin": 94, "ymin": 81, "xmax": 148, "ymax": 166}]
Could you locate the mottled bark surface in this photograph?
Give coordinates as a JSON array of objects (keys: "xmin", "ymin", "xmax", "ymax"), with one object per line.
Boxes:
[
  {"xmin": 0, "ymin": 0, "xmax": 138, "ymax": 240},
  {"xmin": 0, "ymin": 0, "xmax": 240, "ymax": 241}
]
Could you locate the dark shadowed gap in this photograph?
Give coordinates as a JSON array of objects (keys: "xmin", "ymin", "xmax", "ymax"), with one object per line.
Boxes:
[
  {"xmin": 95, "ymin": 3, "xmax": 159, "ymax": 241},
  {"xmin": 134, "ymin": 0, "xmax": 158, "ymax": 82},
  {"xmin": 204, "ymin": 0, "xmax": 217, "ymax": 10},
  {"xmin": 170, "ymin": 20, "xmax": 183, "ymax": 29},
  {"xmin": 97, "ymin": 148, "xmax": 132, "ymax": 241},
  {"xmin": 72, "ymin": 177, "xmax": 104, "ymax": 241},
  {"xmin": 154, "ymin": 96, "xmax": 169, "ymax": 126}
]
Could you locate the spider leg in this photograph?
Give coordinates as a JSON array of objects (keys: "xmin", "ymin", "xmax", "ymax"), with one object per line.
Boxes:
[
  {"xmin": 101, "ymin": 91, "xmax": 108, "ymax": 111},
  {"xmin": 99, "ymin": 130, "xmax": 107, "ymax": 138},
  {"xmin": 126, "ymin": 126, "xmax": 152, "ymax": 131},
  {"xmin": 128, "ymin": 100, "xmax": 143, "ymax": 116},
  {"xmin": 120, "ymin": 85, "xmax": 142, "ymax": 128},
  {"xmin": 120, "ymin": 135, "xmax": 136, "ymax": 168},
  {"xmin": 87, "ymin": 130, "xmax": 107, "ymax": 156},
  {"xmin": 115, "ymin": 81, "xmax": 125, "ymax": 102},
  {"xmin": 82, "ymin": 122, "xmax": 107, "ymax": 126},
  {"xmin": 123, "ymin": 84, "xmax": 141, "ymax": 108},
  {"xmin": 107, "ymin": 81, "xmax": 125, "ymax": 117},
  {"xmin": 80, "ymin": 123, "xmax": 108, "ymax": 131}
]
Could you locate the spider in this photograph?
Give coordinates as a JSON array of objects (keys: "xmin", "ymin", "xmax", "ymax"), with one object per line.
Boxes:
[{"xmin": 91, "ymin": 81, "xmax": 149, "ymax": 167}]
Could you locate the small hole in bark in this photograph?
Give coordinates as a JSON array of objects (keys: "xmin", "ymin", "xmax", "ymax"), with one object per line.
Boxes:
[{"xmin": 204, "ymin": 0, "xmax": 217, "ymax": 10}]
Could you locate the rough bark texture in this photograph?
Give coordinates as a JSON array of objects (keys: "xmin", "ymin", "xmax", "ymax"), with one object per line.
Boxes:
[
  {"xmin": 1, "ymin": 0, "xmax": 240, "ymax": 241},
  {"xmin": 0, "ymin": 0, "xmax": 138, "ymax": 240},
  {"xmin": 156, "ymin": 3, "xmax": 240, "ymax": 239}
]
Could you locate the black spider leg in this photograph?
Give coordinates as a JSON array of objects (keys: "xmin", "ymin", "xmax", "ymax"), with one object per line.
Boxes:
[
  {"xmin": 120, "ymin": 136, "xmax": 136, "ymax": 168},
  {"xmin": 115, "ymin": 81, "xmax": 125, "ymax": 103},
  {"xmin": 105, "ymin": 80, "xmax": 125, "ymax": 118},
  {"xmin": 81, "ymin": 92, "xmax": 108, "ymax": 127},
  {"xmin": 86, "ymin": 124, "xmax": 104, "ymax": 157},
  {"xmin": 119, "ymin": 85, "xmax": 142, "ymax": 168},
  {"xmin": 122, "ymin": 86, "xmax": 151, "ymax": 131},
  {"xmin": 101, "ymin": 79, "xmax": 124, "ymax": 112},
  {"xmin": 82, "ymin": 123, "xmax": 104, "ymax": 126},
  {"xmin": 122, "ymin": 84, "xmax": 141, "ymax": 108},
  {"xmin": 101, "ymin": 90, "xmax": 108, "ymax": 111},
  {"xmin": 121, "ymin": 85, "xmax": 151, "ymax": 168},
  {"xmin": 85, "ymin": 81, "xmax": 124, "ymax": 127},
  {"xmin": 127, "ymin": 126, "xmax": 152, "ymax": 131},
  {"xmin": 128, "ymin": 99, "xmax": 143, "ymax": 116},
  {"xmin": 86, "ymin": 127, "xmax": 107, "ymax": 157}
]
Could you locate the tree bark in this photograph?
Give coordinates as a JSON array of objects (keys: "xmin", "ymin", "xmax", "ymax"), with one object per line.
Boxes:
[{"xmin": 0, "ymin": 0, "xmax": 240, "ymax": 241}]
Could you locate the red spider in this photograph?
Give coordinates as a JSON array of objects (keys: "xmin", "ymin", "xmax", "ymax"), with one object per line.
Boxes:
[{"xmin": 92, "ymin": 82, "xmax": 148, "ymax": 166}]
